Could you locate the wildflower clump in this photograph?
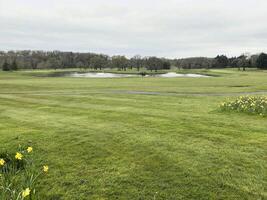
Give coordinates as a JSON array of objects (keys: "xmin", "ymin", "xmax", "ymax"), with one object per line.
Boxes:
[
  {"xmin": 0, "ymin": 146, "xmax": 49, "ymax": 200},
  {"xmin": 220, "ymin": 96, "xmax": 267, "ymax": 116}
]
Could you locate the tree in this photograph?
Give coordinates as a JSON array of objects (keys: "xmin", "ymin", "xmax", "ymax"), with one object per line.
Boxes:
[
  {"xmin": 249, "ymin": 54, "xmax": 259, "ymax": 67},
  {"xmin": 174, "ymin": 57, "xmax": 212, "ymax": 69},
  {"xmin": 236, "ymin": 55, "xmax": 250, "ymax": 71},
  {"xmin": 213, "ymin": 55, "xmax": 228, "ymax": 68},
  {"xmin": 10, "ymin": 60, "xmax": 18, "ymax": 71},
  {"xmin": 112, "ymin": 56, "xmax": 128, "ymax": 71},
  {"xmin": 162, "ymin": 60, "xmax": 171, "ymax": 69},
  {"xmin": 256, "ymin": 53, "xmax": 267, "ymax": 69},
  {"xmin": 47, "ymin": 57, "xmax": 61, "ymax": 70},
  {"xmin": 145, "ymin": 57, "xmax": 163, "ymax": 72},
  {"xmin": 76, "ymin": 61, "xmax": 84, "ymax": 70},
  {"xmin": 131, "ymin": 55, "xmax": 142, "ymax": 71},
  {"xmin": 174, "ymin": 59, "xmax": 181, "ymax": 70},
  {"xmin": 30, "ymin": 59, "xmax": 38, "ymax": 70},
  {"xmin": 90, "ymin": 55, "xmax": 108, "ymax": 70},
  {"xmin": 2, "ymin": 61, "xmax": 10, "ymax": 71}
]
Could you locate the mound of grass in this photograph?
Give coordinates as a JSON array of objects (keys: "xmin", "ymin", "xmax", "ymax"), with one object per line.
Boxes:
[{"xmin": 220, "ymin": 96, "xmax": 267, "ymax": 116}]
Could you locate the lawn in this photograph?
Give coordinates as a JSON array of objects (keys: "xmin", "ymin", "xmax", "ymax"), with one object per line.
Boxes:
[{"xmin": 0, "ymin": 69, "xmax": 266, "ymax": 199}]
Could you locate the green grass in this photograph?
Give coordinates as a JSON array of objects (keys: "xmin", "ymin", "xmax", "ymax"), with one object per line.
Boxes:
[{"xmin": 0, "ymin": 69, "xmax": 266, "ymax": 199}]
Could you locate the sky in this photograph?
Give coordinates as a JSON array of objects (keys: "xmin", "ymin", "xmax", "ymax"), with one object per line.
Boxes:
[{"xmin": 0, "ymin": 0, "xmax": 267, "ymax": 58}]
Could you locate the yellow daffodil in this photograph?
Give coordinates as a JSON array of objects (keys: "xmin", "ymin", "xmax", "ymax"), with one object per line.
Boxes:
[
  {"xmin": 235, "ymin": 97, "xmax": 264, "ymax": 113},
  {"xmin": 43, "ymin": 165, "xmax": 49, "ymax": 173},
  {"xmin": 0, "ymin": 159, "xmax": 5, "ymax": 166},
  {"xmin": 22, "ymin": 188, "xmax": 31, "ymax": 198},
  {"xmin": 27, "ymin": 147, "xmax": 33, "ymax": 153},
  {"xmin": 15, "ymin": 152, "xmax": 23, "ymax": 160}
]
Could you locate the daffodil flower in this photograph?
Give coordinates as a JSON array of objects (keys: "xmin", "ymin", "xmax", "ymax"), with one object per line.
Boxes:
[
  {"xmin": 43, "ymin": 165, "xmax": 49, "ymax": 173},
  {"xmin": 0, "ymin": 158, "xmax": 5, "ymax": 166},
  {"xmin": 15, "ymin": 152, "xmax": 23, "ymax": 160},
  {"xmin": 27, "ymin": 147, "xmax": 33, "ymax": 153},
  {"xmin": 22, "ymin": 188, "xmax": 31, "ymax": 198}
]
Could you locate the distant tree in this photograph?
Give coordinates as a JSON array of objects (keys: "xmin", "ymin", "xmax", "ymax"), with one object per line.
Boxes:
[
  {"xmin": 162, "ymin": 60, "xmax": 171, "ymax": 69},
  {"xmin": 90, "ymin": 55, "xmax": 108, "ymax": 70},
  {"xmin": 175, "ymin": 57, "xmax": 213, "ymax": 69},
  {"xmin": 174, "ymin": 59, "xmax": 181, "ymax": 70},
  {"xmin": 249, "ymin": 54, "xmax": 259, "ymax": 67},
  {"xmin": 76, "ymin": 61, "xmax": 84, "ymax": 70},
  {"xmin": 228, "ymin": 57, "xmax": 238, "ymax": 68},
  {"xmin": 256, "ymin": 53, "xmax": 267, "ymax": 69},
  {"xmin": 112, "ymin": 56, "xmax": 128, "ymax": 71},
  {"xmin": 213, "ymin": 55, "xmax": 228, "ymax": 68},
  {"xmin": 146, "ymin": 57, "xmax": 163, "ymax": 72},
  {"xmin": 131, "ymin": 55, "xmax": 142, "ymax": 71},
  {"xmin": 60, "ymin": 52, "xmax": 75, "ymax": 68},
  {"xmin": 236, "ymin": 55, "xmax": 250, "ymax": 71},
  {"xmin": 48, "ymin": 57, "xmax": 61, "ymax": 70},
  {"xmin": 30, "ymin": 59, "xmax": 38, "ymax": 70},
  {"xmin": 2, "ymin": 60, "xmax": 10, "ymax": 71},
  {"xmin": 10, "ymin": 60, "xmax": 18, "ymax": 71}
]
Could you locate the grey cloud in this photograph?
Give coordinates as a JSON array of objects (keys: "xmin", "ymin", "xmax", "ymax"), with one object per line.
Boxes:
[{"xmin": 0, "ymin": 0, "xmax": 267, "ymax": 58}]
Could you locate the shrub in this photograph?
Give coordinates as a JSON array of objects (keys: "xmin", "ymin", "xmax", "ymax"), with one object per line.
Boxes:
[
  {"xmin": 220, "ymin": 96, "xmax": 267, "ymax": 116},
  {"xmin": 0, "ymin": 146, "xmax": 49, "ymax": 200}
]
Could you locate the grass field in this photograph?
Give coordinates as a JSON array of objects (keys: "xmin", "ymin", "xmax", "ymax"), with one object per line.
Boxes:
[{"xmin": 0, "ymin": 69, "xmax": 266, "ymax": 199}]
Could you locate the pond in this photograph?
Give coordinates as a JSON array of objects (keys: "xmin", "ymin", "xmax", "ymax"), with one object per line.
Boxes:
[
  {"xmin": 66, "ymin": 72, "xmax": 210, "ymax": 78},
  {"xmin": 156, "ymin": 72, "xmax": 209, "ymax": 78},
  {"xmin": 70, "ymin": 72, "xmax": 134, "ymax": 78}
]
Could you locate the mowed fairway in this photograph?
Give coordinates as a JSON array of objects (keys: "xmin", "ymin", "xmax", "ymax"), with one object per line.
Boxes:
[{"xmin": 0, "ymin": 69, "xmax": 266, "ymax": 199}]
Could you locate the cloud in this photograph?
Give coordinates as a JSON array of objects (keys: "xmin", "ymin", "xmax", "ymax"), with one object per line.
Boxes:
[{"xmin": 0, "ymin": 0, "xmax": 267, "ymax": 58}]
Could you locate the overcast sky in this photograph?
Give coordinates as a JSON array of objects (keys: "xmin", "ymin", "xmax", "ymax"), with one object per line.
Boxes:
[{"xmin": 0, "ymin": 0, "xmax": 267, "ymax": 58}]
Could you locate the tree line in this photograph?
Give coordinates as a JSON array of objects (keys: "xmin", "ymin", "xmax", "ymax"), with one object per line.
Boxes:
[
  {"xmin": 174, "ymin": 54, "xmax": 267, "ymax": 70},
  {"xmin": 1, "ymin": 50, "xmax": 267, "ymax": 71}
]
